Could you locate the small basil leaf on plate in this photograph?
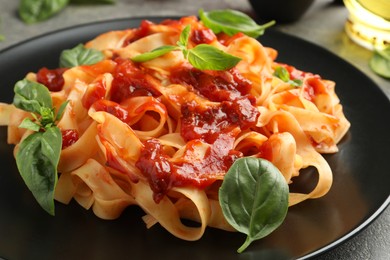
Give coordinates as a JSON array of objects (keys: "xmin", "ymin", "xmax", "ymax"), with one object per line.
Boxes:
[
  {"xmin": 16, "ymin": 126, "xmax": 62, "ymax": 215},
  {"xmin": 59, "ymin": 44, "xmax": 104, "ymax": 68},
  {"xmin": 13, "ymin": 79, "xmax": 53, "ymax": 114},
  {"xmin": 199, "ymin": 9, "xmax": 275, "ymax": 38},
  {"xmin": 19, "ymin": 118, "xmax": 41, "ymax": 132},
  {"xmin": 131, "ymin": 45, "xmax": 178, "ymax": 63},
  {"xmin": 273, "ymin": 66, "xmax": 302, "ymax": 87},
  {"xmin": 39, "ymin": 107, "xmax": 56, "ymax": 128},
  {"xmin": 19, "ymin": 0, "xmax": 70, "ymax": 24},
  {"xmin": 219, "ymin": 157, "xmax": 289, "ymax": 253},
  {"xmin": 187, "ymin": 44, "xmax": 241, "ymax": 71},
  {"xmin": 178, "ymin": 25, "xmax": 191, "ymax": 48},
  {"xmin": 369, "ymin": 47, "xmax": 390, "ymax": 78},
  {"xmin": 273, "ymin": 66, "xmax": 290, "ymax": 82},
  {"xmin": 55, "ymin": 100, "xmax": 70, "ymax": 122}
]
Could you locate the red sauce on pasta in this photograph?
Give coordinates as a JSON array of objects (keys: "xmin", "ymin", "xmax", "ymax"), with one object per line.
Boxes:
[
  {"xmin": 170, "ymin": 65, "xmax": 252, "ymax": 102},
  {"xmin": 82, "ymin": 76, "xmax": 107, "ymax": 109},
  {"xmin": 136, "ymin": 134, "xmax": 242, "ymax": 203},
  {"xmin": 61, "ymin": 129, "xmax": 79, "ymax": 149},
  {"xmin": 123, "ymin": 20, "xmax": 154, "ymax": 46},
  {"xmin": 92, "ymin": 99, "xmax": 131, "ymax": 123},
  {"xmin": 135, "ymin": 63, "xmax": 260, "ymax": 202},
  {"xmin": 191, "ymin": 28, "xmax": 216, "ymax": 44},
  {"xmin": 110, "ymin": 58, "xmax": 160, "ymax": 103},
  {"xmin": 36, "ymin": 67, "xmax": 67, "ymax": 92}
]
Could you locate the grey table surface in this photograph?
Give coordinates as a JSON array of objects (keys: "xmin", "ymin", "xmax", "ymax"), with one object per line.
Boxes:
[{"xmin": 0, "ymin": 0, "xmax": 389, "ymax": 259}]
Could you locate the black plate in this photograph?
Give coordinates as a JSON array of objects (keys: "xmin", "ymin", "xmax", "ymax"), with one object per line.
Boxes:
[{"xmin": 0, "ymin": 18, "xmax": 389, "ymax": 260}]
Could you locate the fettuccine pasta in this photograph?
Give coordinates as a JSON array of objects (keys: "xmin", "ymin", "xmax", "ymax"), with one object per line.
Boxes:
[{"xmin": 0, "ymin": 15, "xmax": 350, "ymax": 241}]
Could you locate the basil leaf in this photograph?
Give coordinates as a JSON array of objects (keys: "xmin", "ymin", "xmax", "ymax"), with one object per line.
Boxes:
[
  {"xmin": 188, "ymin": 44, "xmax": 241, "ymax": 71},
  {"xmin": 199, "ymin": 9, "xmax": 275, "ymax": 38},
  {"xmin": 273, "ymin": 67, "xmax": 290, "ymax": 82},
  {"xmin": 178, "ymin": 25, "xmax": 191, "ymax": 48},
  {"xmin": 219, "ymin": 157, "xmax": 289, "ymax": 253},
  {"xmin": 19, "ymin": 118, "xmax": 41, "ymax": 132},
  {"xmin": 59, "ymin": 44, "xmax": 104, "ymax": 68},
  {"xmin": 19, "ymin": 0, "xmax": 69, "ymax": 24},
  {"xmin": 369, "ymin": 47, "xmax": 390, "ymax": 78},
  {"xmin": 13, "ymin": 79, "xmax": 53, "ymax": 114},
  {"xmin": 291, "ymin": 79, "xmax": 303, "ymax": 87},
  {"xmin": 55, "ymin": 100, "xmax": 70, "ymax": 122},
  {"xmin": 40, "ymin": 107, "xmax": 56, "ymax": 128},
  {"xmin": 273, "ymin": 67, "xmax": 302, "ymax": 87},
  {"xmin": 131, "ymin": 24, "xmax": 241, "ymax": 71},
  {"xmin": 131, "ymin": 45, "xmax": 177, "ymax": 63},
  {"xmin": 16, "ymin": 127, "xmax": 62, "ymax": 215}
]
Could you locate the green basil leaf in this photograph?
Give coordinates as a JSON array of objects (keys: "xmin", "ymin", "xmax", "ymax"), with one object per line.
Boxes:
[
  {"xmin": 55, "ymin": 100, "xmax": 70, "ymax": 122},
  {"xmin": 16, "ymin": 127, "xmax": 62, "ymax": 215},
  {"xmin": 40, "ymin": 107, "xmax": 56, "ymax": 128},
  {"xmin": 19, "ymin": 118, "xmax": 41, "ymax": 132},
  {"xmin": 187, "ymin": 44, "xmax": 241, "ymax": 71},
  {"xmin": 13, "ymin": 79, "xmax": 53, "ymax": 114},
  {"xmin": 273, "ymin": 67, "xmax": 290, "ymax": 82},
  {"xmin": 59, "ymin": 44, "xmax": 104, "ymax": 68},
  {"xmin": 291, "ymin": 79, "xmax": 303, "ymax": 87},
  {"xmin": 273, "ymin": 67, "xmax": 302, "ymax": 87},
  {"xmin": 219, "ymin": 157, "xmax": 289, "ymax": 253},
  {"xmin": 19, "ymin": 0, "xmax": 69, "ymax": 24},
  {"xmin": 178, "ymin": 25, "xmax": 191, "ymax": 48},
  {"xmin": 131, "ymin": 45, "xmax": 178, "ymax": 63},
  {"xmin": 369, "ymin": 47, "xmax": 390, "ymax": 78},
  {"xmin": 199, "ymin": 9, "xmax": 275, "ymax": 38}
]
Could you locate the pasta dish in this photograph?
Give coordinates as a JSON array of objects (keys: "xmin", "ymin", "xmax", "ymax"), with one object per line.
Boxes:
[{"xmin": 0, "ymin": 11, "xmax": 350, "ymax": 248}]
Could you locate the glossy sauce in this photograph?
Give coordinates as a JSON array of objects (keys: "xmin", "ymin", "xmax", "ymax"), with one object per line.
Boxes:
[
  {"xmin": 110, "ymin": 58, "xmax": 160, "ymax": 103},
  {"xmin": 61, "ymin": 129, "xmax": 79, "ymax": 149},
  {"xmin": 191, "ymin": 28, "xmax": 216, "ymax": 44},
  {"xmin": 170, "ymin": 65, "xmax": 252, "ymax": 102},
  {"xmin": 135, "ymin": 64, "xmax": 260, "ymax": 202},
  {"xmin": 36, "ymin": 67, "xmax": 67, "ymax": 92},
  {"xmin": 122, "ymin": 20, "xmax": 154, "ymax": 46},
  {"xmin": 92, "ymin": 99, "xmax": 131, "ymax": 123}
]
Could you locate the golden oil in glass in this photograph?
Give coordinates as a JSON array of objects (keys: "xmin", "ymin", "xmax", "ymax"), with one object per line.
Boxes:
[{"xmin": 344, "ymin": 0, "xmax": 390, "ymax": 50}]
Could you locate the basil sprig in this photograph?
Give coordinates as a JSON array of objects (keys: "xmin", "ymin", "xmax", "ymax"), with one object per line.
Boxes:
[
  {"xmin": 59, "ymin": 43, "xmax": 104, "ymax": 68},
  {"xmin": 19, "ymin": 0, "xmax": 69, "ymax": 24},
  {"xmin": 13, "ymin": 79, "xmax": 68, "ymax": 215},
  {"xmin": 219, "ymin": 157, "xmax": 289, "ymax": 253},
  {"xmin": 369, "ymin": 46, "xmax": 390, "ymax": 79},
  {"xmin": 199, "ymin": 9, "xmax": 275, "ymax": 38},
  {"xmin": 273, "ymin": 66, "xmax": 302, "ymax": 87},
  {"xmin": 18, "ymin": 0, "xmax": 115, "ymax": 24},
  {"xmin": 132, "ymin": 25, "xmax": 241, "ymax": 71}
]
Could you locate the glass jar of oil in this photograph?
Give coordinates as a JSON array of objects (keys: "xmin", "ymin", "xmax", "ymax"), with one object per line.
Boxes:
[{"xmin": 344, "ymin": 0, "xmax": 390, "ymax": 50}]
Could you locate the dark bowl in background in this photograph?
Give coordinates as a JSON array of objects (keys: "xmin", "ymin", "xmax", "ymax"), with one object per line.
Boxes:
[{"xmin": 249, "ymin": 0, "xmax": 315, "ymax": 23}]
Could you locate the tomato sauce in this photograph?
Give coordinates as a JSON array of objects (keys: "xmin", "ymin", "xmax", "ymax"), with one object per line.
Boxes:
[
  {"xmin": 36, "ymin": 67, "xmax": 67, "ymax": 92},
  {"xmin": 170, "ymin": 65, "xmax": 252, "ymax": 102},
  {"xmin": 136, "ymin": 134, "xmax": 242, "ymax": 203},
  {"xmin": 110, "ymin": 58, "xmax": 160, "ymax": 103},
  {"xmin": 92, "ymin": 99, "xmax": 131, "ymax": 123},
  {"xmin": 135, "ymin": 63, "xmax": 260, "ymax": 202},
  {"xmin": 123, "ymin": 20, "xmax": 154, "ymax": 46},
  {"xmin": 61, "ymin": 129, "xmax": 79, "ymax": 149},
  {"xmin": 191, "ymin": 28, "xmax": 216, "ymax": 44}
]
